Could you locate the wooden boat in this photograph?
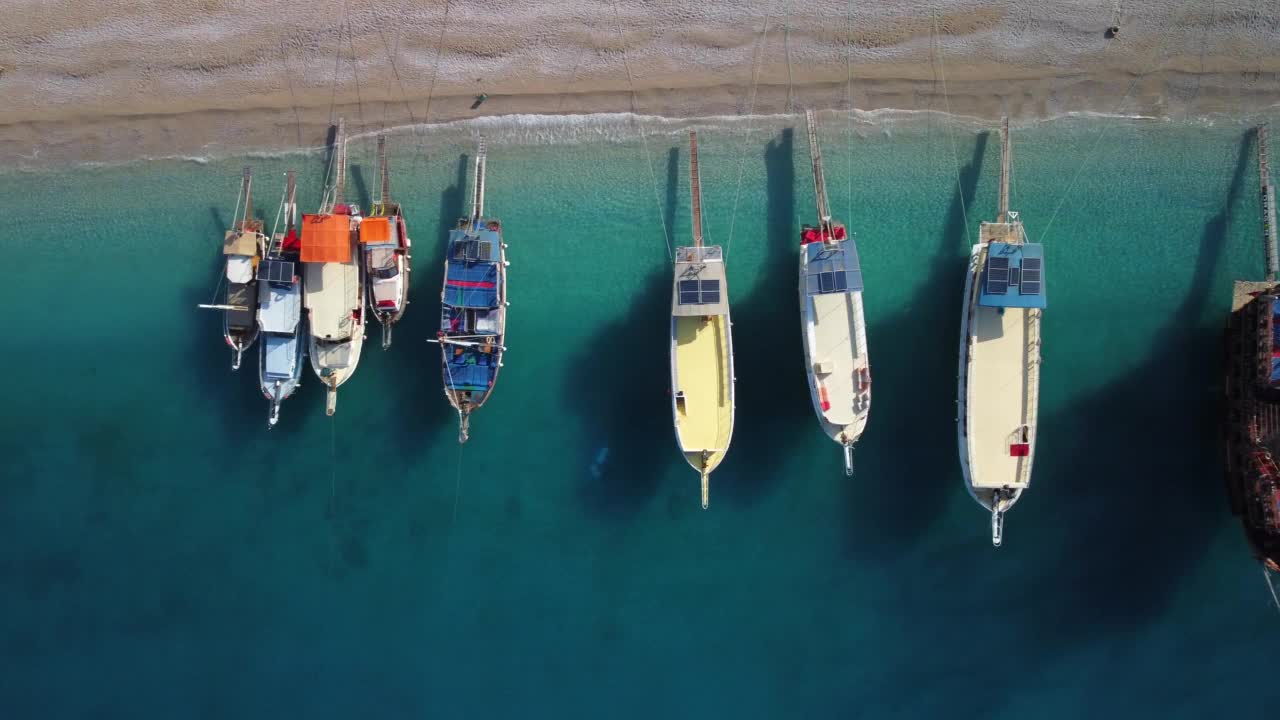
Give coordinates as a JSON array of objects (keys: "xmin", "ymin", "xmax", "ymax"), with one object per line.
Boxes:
[
  {"xmin": 436, "ymin": 137, "xmax": 507, "ymax": 442},
  {"xmin": 798, "ymin": 110, "xmax": 870, "ymax": 475},
  {"xmin": 257, "ymin": 171, "xmax": 305, "ymax": 426},
  {"xmin": 201, "ymin": 166, "xmax": 265, "ymax": 370},
  {"xmin": 670, "ymin": 130, "xmax": 735, "ymax": 509},
  {"xmin": 1224, "ymin": 124, "xmax": 1280, "ymax": 576},
  {"xmin": 301, "ymin": 118, "xmax": 366, "ymax": 416},
  {"xmin": 956, "ymin": 117, "xmax": 1046, "ymax": 547},
  {"xmin": 362, "ymin": 135, "xmax": 412, "ymax": 349}
]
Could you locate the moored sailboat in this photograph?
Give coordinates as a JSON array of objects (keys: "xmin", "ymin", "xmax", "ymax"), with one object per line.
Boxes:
[
  {"xmin": 1224, "ymin": 124, "xmax": 1280, "ymax": 578},
  {"xmin": 362, "ymin": 135, "xmax": 412, "ymax": 349},
  {"xmin": 202, "ymin": 166, "xmax": 266, "ymax": 370},
  {"xmin": 436, "ymin": 137, "xmax": 508, "ymax": 442},
  {"xmin": 257, "ymin": 170, "xmax": 305, "ymax": 426},
  {"xmin": 956, "ymin": 117, "xmax": 1046, "ymax": 547},
  {"xmin": 798, "ymin": 110, "xmax": 870, "ymax": 475},
  {"xmin": 670, "ymin": 130, "xmax": 735, "ymax": 509},
  {"xmin": 301, "ymin": 118, "xmax": 366, "ymax": 416}
]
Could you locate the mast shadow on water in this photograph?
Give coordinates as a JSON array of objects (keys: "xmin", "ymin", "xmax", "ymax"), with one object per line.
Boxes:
[
  {"xmin": 839, "ymin": 131, "xmax": 990, "ymax": 555},
  {"xmin": 718, "ymin": 127, "xmax": 816, "ymax": 505},
  {"xmin": 564, "ymin": 269, "xmax": 674, "ymax": 516},
  {"xmin": 348, "ymin": 164, "xmax": 373, "ymax": 212},
  {"xmin": 566, "ymin": 147, "xmax": 682, "ymax": 516}
]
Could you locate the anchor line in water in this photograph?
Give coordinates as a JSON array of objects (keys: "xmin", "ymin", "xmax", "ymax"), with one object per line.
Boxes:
[
  {"xmin": 1037, "ymin": 0, "xmax": 1205, "ymax": 244},
  {"xmin": 929, "ymin": 10, "xmax": 971, "ymax": 248},
  {"xmin": 1265, "ymin": 566, "xmax": 1280, "ymax": 614},
  {"xmin": 326, "ymin": 0, "xmax": 350, "ymax": 126},
  {"xmin": 609, "ymin": 0, "xmax": 673, "ymax": 261},
  {"xmin": 725, "ymin": 0, "xmax": 778, "ymax": 260}
]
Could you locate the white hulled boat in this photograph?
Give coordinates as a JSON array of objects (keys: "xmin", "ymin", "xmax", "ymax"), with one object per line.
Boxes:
[
  {"xmin": 257, "ymin": 170, "xmax": 306, "ymax": 426},
  {"xmin": 362, "ymin": 135, "xmax": 412, "ymax": 349},
  {"xmin": 798, "ymin": 110, "xmax": 870, "ymax": 475},
  {"xmin": 957, "ymin": 117, "xmax": 1046, "ymax": 547},
  {"xmin": 302, "ymin": 118, "xmax": 366, "ymax": 415}
]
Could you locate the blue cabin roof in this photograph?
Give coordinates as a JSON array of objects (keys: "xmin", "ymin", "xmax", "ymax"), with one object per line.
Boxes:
[
  {"xmin": 978, "ymin": 242, "xmax": 1046, "ymax": 309},
  {"xmin": 803, "ymin": 240, "xmax": 864, "ymax": 295},
  {"xmin": 445, "ymin": 228, "xmax": 501, "ymax": 309},
  {"xmin": 444, "ymin": 348, "xmax": 498, "ymax": 392}
]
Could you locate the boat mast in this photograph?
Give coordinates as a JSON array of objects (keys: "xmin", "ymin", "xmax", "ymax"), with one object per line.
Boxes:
[
  {"xmin": 471, "ymin": 136, "xmax": 488, "ymax": 226},
  {"xmin": 1259, "ymin": 124, "xmax": 1278, "ymax": 282},
  {"xmin": 689, "ymin": 131, "xmax": 704, "ymax": 247},
  {"xmin": 805, "ymin": 110, "xmax": 833, "ymax": 234},
  {"xmin": 998, "ymin": 116, "xmax": 1011, "ymax": 223},
  {"xmin": 285, "ymin": 170, "xmax": 297, "ymax": 234},
  {"xmin": 334, "ymin": 117, "xmax": 347, "ymax": 208},
  {"xmin": 238, "ymin": 166, "xmax": 253, "ymax": 230},
  {"xmin": 377, "ymin": 135, "xmax": 390, "ymax": 206}
]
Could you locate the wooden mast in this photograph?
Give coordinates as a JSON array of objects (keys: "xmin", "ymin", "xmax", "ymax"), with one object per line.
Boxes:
[
  {"xmin": 284, "ymin": 170, "xmax": 297, "ymax": 233},
  {"xmin": 805, "ymin": 110, "xmax": 832, "ymax": 231},
  {"xmin": 334, "ymin": 117, "xmax": 347, "ymax": 208},
  {"xmin": 239, "ymin": 166, "xmax": 253, "ymax": 230},
  {"xmin": 689, "ymin": 131, "xmax": 704, "ymax": 247},
  {"xmin": 377, "ymin": 135, "xmax": 390, "ymax": 206},
  {"xmin": 471, "ymin": 136, "xmax": 487, "ymax": 225},
  {"xmin": 998, "ymin": 116, "xmax": 1011, "ymax": 223},
  {"xmin": 1259, "ymin": 124, "xmax": 1278, "ymax": 282}
]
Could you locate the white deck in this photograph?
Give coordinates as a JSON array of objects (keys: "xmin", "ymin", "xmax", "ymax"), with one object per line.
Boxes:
[
  {"xmin": 802, "ymin": 290, "xmax": 870, "ymax": 440},
  {"xmin": 960, "ymin": 244, "xmax": 1041, "ymax": 494},
  {"xmin": 303, "ymin": 262, "xmax": 361, "ymax": 341}
]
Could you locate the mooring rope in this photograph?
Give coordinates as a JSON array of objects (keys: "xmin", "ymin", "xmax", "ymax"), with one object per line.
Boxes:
[
  {"xmin": 726, "ymin": 1, "xmax": 779, "ymax": 259},
  {"xmin": 610, "ymin": 0, "xmax": 673, "ymax": 260},
  {"xmin": 930, "ymin": 10, "xmax": 972, "ymax": 248}
]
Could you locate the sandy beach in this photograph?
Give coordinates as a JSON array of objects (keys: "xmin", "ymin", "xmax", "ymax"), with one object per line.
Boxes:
[{"xmin": 1, "ymin": 0, "xmax": 1277, "ymax": 165}]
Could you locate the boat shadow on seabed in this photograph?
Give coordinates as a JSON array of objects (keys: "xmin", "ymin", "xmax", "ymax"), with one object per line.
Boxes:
[
  {"xmin": 718, "ymin": 127, "xmax": 819, "ymax": 507},
  {"xmin": 839, "ymin": 131, "xmax": 990, "ymax": 556},
  {"xmin": 567, "ymin": 146, "xmax": 683, "ymax": 518},
  {"xmin": 1013, "ymin": 130, "xmax": 1250, "ymax": 644}
]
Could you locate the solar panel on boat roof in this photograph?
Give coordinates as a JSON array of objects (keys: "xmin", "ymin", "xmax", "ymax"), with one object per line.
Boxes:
[
  {"xmin": 259, "ymin": 259, "xmax": 294, "ymax": 283},
  {"xmin": 1021, "ymin": 257, "xmax": 1042, "ymax": 295},
  {"xmin": 700, "ymin": 279, "xmax": 720, "ymax": 304},
  {"xmin": 986, "ymin": 255, "xmax": 1009, "ymax": 295},
  {"xmin": 678, "ymin": 279, "xmax": 700, "ymax": 305}
]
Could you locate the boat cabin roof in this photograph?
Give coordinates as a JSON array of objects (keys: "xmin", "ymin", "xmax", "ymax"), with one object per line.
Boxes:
[
  {"xmin": 804, "ymin": 240, "xmax": 864, "ymax": 295},
  {"xmin": 979, "ymin": 242, "xmax": 1046, "ymax": 309},
  {"xmin": 672, "ymin": 245, "xmax": 728, "ymax": 317},
  {"xmin": 445, "ymin": 228, "xmax": 501, "ymax": 309},
  {"xmin": 303, "ymin": 262, "xmax": 360, "ymax": 340},
  {"xmin": 257, "ymin": 271, "xmax": 301, "ymax": 335},
  {"xmin": 359, "ymin": 216, "xmax": 400, "ymax": 246},
  {"xmin": 224, "ymin": 230, "xmax": 259, "ymax": 256}
]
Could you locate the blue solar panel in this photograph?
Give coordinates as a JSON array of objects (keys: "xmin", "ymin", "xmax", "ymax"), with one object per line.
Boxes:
[
  {"xmin": 986, "ymin": 255, "xmax": 1009, "ymax": 295},
  {"xmin": 700, "ymin": 280, "xmax": 720, "ymax": 304},
  {"xmin": 1020, "ymin": 281, "xmax": 1041, "ymax": 295},
  {"xmin": 258, "ymin": 259, "xmax": 294, "ymax": 284}
]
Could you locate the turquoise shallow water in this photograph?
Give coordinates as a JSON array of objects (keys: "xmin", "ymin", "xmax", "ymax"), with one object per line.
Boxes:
[{"xmin": 3, "ymin": 111, "xmax": 1280, "ymax": 717}]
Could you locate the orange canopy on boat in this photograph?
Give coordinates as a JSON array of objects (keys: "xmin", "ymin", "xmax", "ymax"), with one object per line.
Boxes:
[
  {"xmin": 300, "ymin": 214, "xmax": 351, "ymax": 263},
  {"xmin": 359, "ymin": 216, "xmax": 391, "ymax": 244}
]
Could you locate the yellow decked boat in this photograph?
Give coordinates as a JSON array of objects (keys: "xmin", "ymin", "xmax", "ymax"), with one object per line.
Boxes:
[{"xmin": 670, "ymin": 131, "xmax": 736, "ymax": 509}]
